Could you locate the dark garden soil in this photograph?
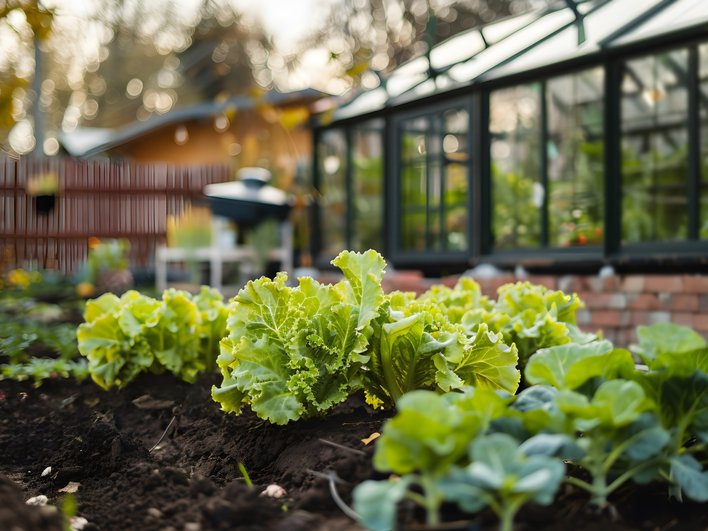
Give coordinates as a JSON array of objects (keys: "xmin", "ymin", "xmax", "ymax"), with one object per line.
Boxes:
[{"xmin": 1, "ymin": 374, "xmax": 706, "ymax": 531}]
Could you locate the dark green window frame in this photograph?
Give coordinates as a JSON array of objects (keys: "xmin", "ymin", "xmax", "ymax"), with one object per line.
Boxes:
[
  {"xmin": 312, "ymin": 119, "xmax": 385, "ymax": 264},
  {"xmin": 616, "ymin": 41, "xmax": 708, "ymax": 253},
  {"xmin": 312, "ymin": 40, "xmax": 708, "ymax": 273},
  {"xmin": 488, "ymin": 67, "xmax": 605, "ymax": 257},
  {"xmin": 390, "ymin": 98, "xmax": 473, "ymax": 265}
]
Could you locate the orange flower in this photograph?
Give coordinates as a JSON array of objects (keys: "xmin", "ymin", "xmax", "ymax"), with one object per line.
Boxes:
[{"xmin": 88, "ymin": 237, "xmax": 101, "ymax": 249}]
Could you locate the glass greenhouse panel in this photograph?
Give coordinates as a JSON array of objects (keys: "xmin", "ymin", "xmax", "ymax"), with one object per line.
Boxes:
[
  {"xmin": 547, "ymin": 68, "xmax": 604, "ymax": 247},
  {"xmin": 401, "ymin": 160, "xmax": 428, "ymax": 251},
  {"xmin": 490, "ymin": 83, "xmax": 542, "ymax": 249},
  {"xmin": 701, "ymin": 43, "xmax": 708, "ymax": 239},
  {"xmin": 318, "ymin": 129, "xmax": 347, "ymax": 256},
  {"xmin": 621, "ymin": 49, "xmax": 689, "ymax": 244},
  {"xmin": 399, "ymin": 108, "xmax": 469, "ymax": 253},
  {"xmin": 351, "ymin": 123, "xmax": 384, "ymax": 252}
]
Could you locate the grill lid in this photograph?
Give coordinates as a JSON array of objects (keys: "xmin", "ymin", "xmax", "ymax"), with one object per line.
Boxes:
[{"xmin": 203, "ymin": 167, "xmax": 292, "ymax": 225}]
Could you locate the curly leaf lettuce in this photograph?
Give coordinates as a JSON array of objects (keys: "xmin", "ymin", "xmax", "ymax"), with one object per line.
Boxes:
[
  {"xmin": 78, "ymin": 288, "xmax": 227, "ymax": 389},
  {"xmin": 77, "ymin": 291, "xmax": 158, "ymax": 389},
  {"xmin": 212, "ymin": 250, "xmax": 387, "ymax": 424},
  {"xmin": 461, "ymin": 281, "xmax": 585, "ymax": 368},
  {"xmin": 435, "ymin": 323, "xmax": 520, "ymax": 394}
]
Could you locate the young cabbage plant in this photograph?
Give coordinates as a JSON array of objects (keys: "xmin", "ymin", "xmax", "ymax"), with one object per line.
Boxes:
[
  {"xmin": 629, "ymin": 323, "xmax": 708, "ymax": 502},
  {"xmin": 439, "ymin": 433, "xmax": 566, "ymax": 531},
  {"xmin": 524, "ymin": 340, "xmax": 635, "ymax": 391},
  {"xmin": 353, "ymin": 387, "xmax": 511, "ymax": 529},
  {"xmin": 555, "ymin": 380, "xmax": 671, "ymax": 507}
]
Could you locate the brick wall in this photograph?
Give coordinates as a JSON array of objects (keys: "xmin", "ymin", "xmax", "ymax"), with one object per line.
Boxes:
[{"xmin": 370, "ymin": 271, "xmax": 708, "ymax": 348}]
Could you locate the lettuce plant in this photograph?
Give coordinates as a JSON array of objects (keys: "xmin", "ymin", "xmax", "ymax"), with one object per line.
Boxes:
[
  {"xmin": 212, "ymin": 250, "xmax": 387, "ymax": 424},
  {"xmin": 460, "ymin": 281, "xmax": 587, "ymax": 368},
  {"xmin": 364, "ymin": 307, "xmax": 520, "ymax": 409},
  {"xmin": 213, "ymin": 250, "xmax": 521, "ymax": 422},
  {"xmin": 77, "ymin": 286, "xmax": 228, "ymax": 389}
]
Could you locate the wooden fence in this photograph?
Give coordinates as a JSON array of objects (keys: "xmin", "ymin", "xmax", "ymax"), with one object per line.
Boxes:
[{"xmin": 0, "ymin": 156, "xmax": 232, "ymax": 274}]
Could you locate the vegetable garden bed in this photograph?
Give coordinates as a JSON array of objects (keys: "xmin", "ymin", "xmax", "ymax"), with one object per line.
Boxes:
[
  {"xmin": 1, "ymin": 375, "xmax": 706, "ymax": 531},
  {"xmin": 1, "ymin": 251, "xmax": 706, "ymax": 531}
]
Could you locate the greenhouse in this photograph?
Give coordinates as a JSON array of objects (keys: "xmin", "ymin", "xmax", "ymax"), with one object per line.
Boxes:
[{"xmin": 312, "ymin": 0, "xmax": 708, "ymax": 274}]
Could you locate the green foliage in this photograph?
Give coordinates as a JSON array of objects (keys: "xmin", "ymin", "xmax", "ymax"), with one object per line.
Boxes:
[
  {"xmin": 77, "ymin": 286, "xmax": 228, "ymax": 389},
  {"xmin": 213, "ymin": 250, "xmax": 521, "ymax": 423},
  {"xmin": 0, "ymin": 298, "xmax": 85, "ymax": 386},
  {"xmin": 212, "ymin": 250, "xmax": 387, "ymax": 424},
  {"xmin": 354, "ymin": 321, "xmax": 708, "ymax": 528},
  {"xmin": 440, "ymin": 433, "xmax": 565, "ymax": 531},
  {"xmin": 460, "ymin": 281, "xmax": 587, "ymax": 369},
  {"xmin": 633, "ymin": 322, "xmax": 708, "ymax": 370},
  {"xmin": 355, "ymin": 387, "xmax": 511, "ymax": 528},
  {"xmin": 524, "ymin": 340, "xmax": 635, "ymax": 390},
  {"xmin": 1, "ymin": 358, "xmax": 88, "ymax": 387},
  {"xmin": 373, "ymin": 389, "xmax": 510, "ymax": 477}
]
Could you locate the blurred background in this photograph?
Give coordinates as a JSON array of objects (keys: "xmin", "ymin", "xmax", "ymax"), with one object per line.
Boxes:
[{"xmin": 0, "ymin": 0, "xmax": 543, "ymax": 157}]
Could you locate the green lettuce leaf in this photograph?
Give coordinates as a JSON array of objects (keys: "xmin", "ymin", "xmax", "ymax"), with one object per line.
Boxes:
[
  {"xmin": 435, "ymin": 324, "xmax": 520, "ymax": 394},
  {"xmin": 77, "ymin": 290, "xmax": 158, "ymax": 389},
  {"xmin": 212, "ymin": 250, "xmax": 387, "ymax": 424}
]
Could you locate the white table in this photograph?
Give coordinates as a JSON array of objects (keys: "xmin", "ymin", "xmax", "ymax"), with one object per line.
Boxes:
[{"xmin": 155, "ymin": 222, "xmax": 293, "ymax": 292}]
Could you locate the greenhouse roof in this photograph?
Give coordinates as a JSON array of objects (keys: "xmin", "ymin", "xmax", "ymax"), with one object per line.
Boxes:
[{"xmin": 326, "ymin": 0, "xmax": 708, "ymax": 123}]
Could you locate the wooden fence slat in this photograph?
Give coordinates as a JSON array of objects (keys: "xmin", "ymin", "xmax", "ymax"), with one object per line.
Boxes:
[{"xmin": 0, "ymin": 156, "xmax": 231, "ymax": 274}]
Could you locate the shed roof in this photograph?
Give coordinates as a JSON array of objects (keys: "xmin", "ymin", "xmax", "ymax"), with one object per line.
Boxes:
[{"xmin": 60, "ymin": 88, "xmax": 323, "ymax": 158}]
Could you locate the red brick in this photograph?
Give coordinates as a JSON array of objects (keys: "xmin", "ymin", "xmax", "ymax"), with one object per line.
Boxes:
[
  {"xmin": 624, "ymin": 327, "xmax": 639, "ymax": 346},
  {"xmin": 627, "ymin": 293, "xmax": 661, "ymax": 310},
  {"xmin": 582, "ymin": 293, "xmax": 627, "ymax": 310},
  {"xmin": 589, "ymin": 275, "xmax": 621, "ymax": 293},
  {"xmin": 527, "ymin": 275, "xmax": 557, "ymax": 290},
  {"xmin": 644, "ymin": 275, "xmax": 684, "ymax": 293},
  {"xmin": 671, "ymin": 312, "xmax": 694, "ymax": 327},
  {"xmin": 621, "ymin": 275, "xmax": 645, "ymax": 293},
  {"xmin": 630, "ymin": 311, "xmax": 650, "ymax": 327},
  {"xmin": 478, "ymin": 276, "xmax": 516, "ymax": 298},
  {"xmin": 646, "ymin": 311, "xmax": 672, "ymax": 324},
  {"xmin": 658, "ymin": 294, "xmax": 700, "ymax": 312},
  {"xmin": 557, "ymin": 275, "xmax": 588, "ymax": 294},
  {"xmin": 683, "ymin": 275, "xmax": 708, "ymax": 294},
  {"xmin": 602, "ymin": 328, "xmax": 621, "ymax": 344},
  {"xmin": 700, "ymin": 295, "xmax": 708, "ymax": 313},
  {"xmin": 440, "ymin": 275, "xmax": 460, "ymax": 288},
  {"xmin": 591, "ymin": 310, "xmax": 628, "ymax": 328},
  {"xmin": 578, "ymin": 323, "xmax": 597, "ymax": 335},
  {"xmin": 633, "ymin": 310, "xmax": 673, "ymax": 326},
  {"xmin": 607, "ymin": 294, "xmax": 628, "ymax": 309},
  {"xmin": 576, "ymin": 309, "xmax": 591, "ymax": 326},
  {"xmin": 582, "ymin": 292, "xmax": 611, "ymax": 310},
  {"xmin": 692, "ymin": 314, "xmax": 708, "ymax": 332}
]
